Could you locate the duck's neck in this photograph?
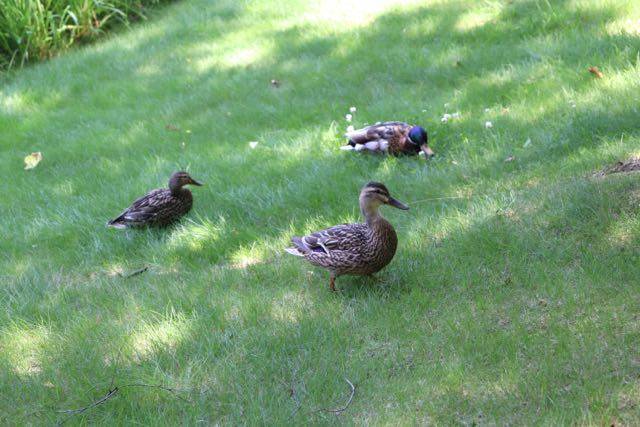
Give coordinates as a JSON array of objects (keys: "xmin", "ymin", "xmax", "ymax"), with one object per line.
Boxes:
[
  {"xmin": 361, "ymin": 202, "xmax": 385, "ymax": 228},
  {"xmin": 169, "ymin": 183, "xmax": 184, "ymax": 196}
]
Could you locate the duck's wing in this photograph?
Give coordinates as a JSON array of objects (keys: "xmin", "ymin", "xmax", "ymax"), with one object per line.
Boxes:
[
  {"xmin": 344, "ymin": 122, "xmax": 411, "ymax": 152},
  {"xmin": 108, "ymin": 188, "xmax": 169, "ymax": 227},
  {"xmin": 289, "ymin": 223, "xmax": 368, "ymax": 255}
]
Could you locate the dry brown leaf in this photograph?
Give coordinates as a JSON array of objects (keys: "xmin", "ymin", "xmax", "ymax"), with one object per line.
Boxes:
[
  {"xmin": 588, "ymin": 66, "xmax": 603, "ymax": 78},
  {"xmin": 24, "ymin": 152, "xmax": 43, "ymax": 170},
  {"xmin": 165, "ymin": 124, "xmax": 180, "ymax": 132}
]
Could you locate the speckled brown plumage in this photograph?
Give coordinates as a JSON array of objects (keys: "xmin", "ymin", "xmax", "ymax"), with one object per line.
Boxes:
[
  {"xmin": 286, "ymin": 182, "xmax": 409, "ymax": 291},
  {"xmin": 107, "ymin": 171, "xmax": 202, "ymax": 229},
  {"xmin": 342, "ymin": 121, "xmax": 434, "ymax": 158}
]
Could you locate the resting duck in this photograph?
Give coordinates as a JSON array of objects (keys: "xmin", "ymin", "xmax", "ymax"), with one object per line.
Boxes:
[
  {"xmin": 341, "ymin": 121, "xmax": 434, "ymax": 159},
  {"xmin": 286, "ymin": 182, "xmax": 409, "ymax": 291},
  {"xmin": 107, "ymin": 171, "xmax": 202, "ymax": 229}
]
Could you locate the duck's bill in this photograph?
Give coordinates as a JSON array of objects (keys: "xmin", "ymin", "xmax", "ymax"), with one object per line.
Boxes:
[
  {"xmin": 189, "ymin": 178, "xmax": 203, "ymax": 186},
  {"xmin": 421, "ymin": 144, "xmax": 435, "ymax": 158},
  {"xmin": 388, "ymin": 197, "xmax": 409, "ymax": 210}
]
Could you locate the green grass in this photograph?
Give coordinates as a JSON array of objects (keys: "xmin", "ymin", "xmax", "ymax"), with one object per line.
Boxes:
[
  {"xmin": 1, "ymin": 0, "xmax": 640, "ymax": 424},
  {"xmin": 0, "ymin": 0, "xmax": 166, "ymax": 69}
]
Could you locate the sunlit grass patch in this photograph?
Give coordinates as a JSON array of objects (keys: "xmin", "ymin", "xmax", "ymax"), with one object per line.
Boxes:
[
  {"xmin": 166, "ymin": 217, "xmax": 227, "ymax": 252},
  {"xmin": 1, "ymin": 0, "xmax": 639, "ymax": 424},
  {"xmin": 129, "ymin": 313, "xmax": 192, "ymax": 363},
  {"xmin": 1, "ymin": 324, "xmax": 51, "ymax": 376}
]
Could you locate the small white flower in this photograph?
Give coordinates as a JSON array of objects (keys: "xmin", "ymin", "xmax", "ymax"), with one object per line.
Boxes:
[
  {"xmin": 441, "ymin": 117, "xmax": 449, "ymax": 124},
  {"xmin": 249, "ymin": 141, "xmax": 259, "ymax": 149},
  {"xmin": 346, "ymin": 125, "xmax": 355, "ymax": 133},
  {"xmin": 349, "ymin": 106, "xmax": 357, "ymax": 113},
  {"xmin": 444, "ymin": 103, "xmax": 450, "ymax": 108},
  {"xmin": 485, "ymin": 121, "xmax": 493, "ymax": 129},
  {"xmin": 484, "ymin": 108, "xmax": 491, "ymax": 113},
  {"xmin": 421, "ymin": 109, "xmax": 427, "ymax": 113},
  {"xmin": 443, "ymin": 113, "xmax": 452, "ymax": 119},
  {"xmin": 345, "ymin": 114, "xmax": 353, "ymax": 122},
  {"xmin": 452, "ymin": 111, "xmax": 460, "ymax": 118}
]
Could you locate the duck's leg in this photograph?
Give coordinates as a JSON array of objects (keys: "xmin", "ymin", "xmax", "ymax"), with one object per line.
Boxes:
[{"xmin": 329, "ymin": 273, "xmax": 336, "ymax": 292}]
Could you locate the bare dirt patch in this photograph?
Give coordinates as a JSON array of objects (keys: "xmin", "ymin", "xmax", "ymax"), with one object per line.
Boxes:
[{"xmin": 594, "ymin": 157, "xmax": 640, "ymax": 177}]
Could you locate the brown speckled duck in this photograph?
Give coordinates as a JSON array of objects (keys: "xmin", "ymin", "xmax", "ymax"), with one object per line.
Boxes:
[
  {"xmin": 285, "ymin": 182, "xmax": 409, "ymax": 291},
  {"xmin": 107, "ymin": 171, "xmax": 202, "ymax": 229},
  {"xmin": 341, "ymin": 121, "xmax": 434, "ymax": 159}
]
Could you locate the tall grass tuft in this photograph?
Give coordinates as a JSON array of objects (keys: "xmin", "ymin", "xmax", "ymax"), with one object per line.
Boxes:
[{"xmin": 0, "ymin": 0, "xmax": 164, "ymax": 69}]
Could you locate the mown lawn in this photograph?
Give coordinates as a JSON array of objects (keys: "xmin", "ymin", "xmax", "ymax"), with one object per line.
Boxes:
[{"xmin": 1, "ymin": 0, "xmax": 639, "ymax": 424}]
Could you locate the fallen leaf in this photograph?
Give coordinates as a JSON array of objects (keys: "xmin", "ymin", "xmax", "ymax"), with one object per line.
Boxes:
[
  {"xmin": 24, "ymin": 152, "xmax": 43, "ymax": 170},
  {"xmin": 249, "ymin": 141, "xmax": 259, "ymax": 149},
  {"xmin": 588, "ymin": 66, "xmax": 603, "ymax": 78},
  {"xmin": 165, "ymin": 124, "xmax": 179, "ymax": 131},
  {"xmin": 504, "ymin": 155, "xmax": 515, "ymax": 162}
]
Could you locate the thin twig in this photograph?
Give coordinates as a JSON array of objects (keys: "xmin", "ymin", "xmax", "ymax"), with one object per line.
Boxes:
[
  {"xmin": 279, "ymin": 371, "xmax": 303, "ymax": 418},
  {"xmin": 57, "ymin": 387, "xmax": 119, "ymax": 415},
  {"xmin": 120, "ymin": 266, "xmax": 148, "ymax": 278},
  {"xmin": 408, "ymin": 175, "xmax": 597, "ymax": 207},
  {"xmin": 56, "ymin": 382, "xmax": 190, "ymax": 421},
  {"xmin": 289, "ymin": 381, "xmax": 302, "ymax": 417},
  {"xmin": 322, "ymin": 378, "xmax": 355, "ymax": 415}
]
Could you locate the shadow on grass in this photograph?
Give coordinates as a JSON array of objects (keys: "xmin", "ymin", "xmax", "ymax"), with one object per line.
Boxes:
[
  {"xmin": 1, "ymin": 0, "xmax": 640, "ymax": 424},
  {"xmin": 3, "ymin": 172, "xmax": 638, "ymax": 425}
]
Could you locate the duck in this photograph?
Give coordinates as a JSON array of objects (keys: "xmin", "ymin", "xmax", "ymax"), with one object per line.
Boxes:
[
  {"xmin": 340, "ymin": 121, "xmax": 435, "ymax": 159},
  {"xmin": 285, "ymin": 182, "xmax": 409, "ymax": 291},
  {"xmin": 107, "ymin": 171, "xmax": 202, "ymax": 229}
]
